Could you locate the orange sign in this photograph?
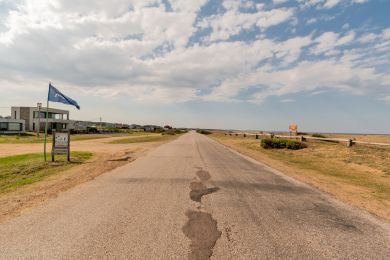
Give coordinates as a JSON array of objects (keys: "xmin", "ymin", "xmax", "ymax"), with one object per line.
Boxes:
[{"xmin": 289, "ymin": 123, "xmax": 298, "ymax": 132}]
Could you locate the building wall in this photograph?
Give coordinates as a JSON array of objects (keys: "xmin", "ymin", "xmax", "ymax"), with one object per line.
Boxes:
[
  {"xmin": 11, "ymin": 107, "xmax": 20, "ymax": 120},
  {"xmin": 0, "ymin": 119, "xmax": 25, "ymax": 134},
  {"xmin": 11, "ymin": 107, "xmax": 74, "ymax": 132},
  {"xmin": 20, "ymin": 107, "xmax": 31, "ymax": 130}
]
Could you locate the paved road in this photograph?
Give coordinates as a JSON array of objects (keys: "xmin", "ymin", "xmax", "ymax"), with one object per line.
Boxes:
[{"xmin": 0, "ymin": 132, "xmax": 389, "ymax": 259}]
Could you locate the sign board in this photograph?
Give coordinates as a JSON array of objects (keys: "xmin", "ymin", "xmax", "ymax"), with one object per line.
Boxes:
[
  {"xmin": 289, "ymin": 123, "xmax": 298, "ymax": 135},
  {"xmin": 55, "ymin": 132, "xmax": 68, "ymax": 147},
  {"xmin": 52, "ymin": 131, "xmax": 70, "ymax": 161}
]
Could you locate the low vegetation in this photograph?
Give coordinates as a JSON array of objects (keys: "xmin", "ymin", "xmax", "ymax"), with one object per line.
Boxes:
[
  {"xmin": 0, "ymin": 132, "xmax": 110, "ymax": 144},
  {"xmin": 162, "ymin": 129, "xmax": 188, "ymax": 135},
  {"xmin": 311, "ymin": 133, "xmax": 327, "ymax": 138},
  {"xmin": 0, "ymin": 152, "xmax": 92, "ymax": 193},
  {"xmin": 210, "ymin": 132, "xmax": 390, "ymax": 220},
  {"xmin": 196, "ymin": 129, "xmax": 212, "ymax": 135},
  {"xmin": 109, "ymin": 134, "xmax": 176, "ymax": 144},
  {"xmin": 260, "ymin": 138, "xmax": 307, "ymax": 150}
]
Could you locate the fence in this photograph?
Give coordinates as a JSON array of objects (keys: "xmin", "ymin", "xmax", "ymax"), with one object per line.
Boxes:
[{"xmin": 224, "ymin": 132, "xmax": 390, "ymax": 148}]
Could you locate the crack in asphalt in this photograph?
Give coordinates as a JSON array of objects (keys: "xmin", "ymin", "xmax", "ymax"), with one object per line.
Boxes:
[{"xmin": 183, "ymin": 169, "xmax": 221, "ymax": 260}]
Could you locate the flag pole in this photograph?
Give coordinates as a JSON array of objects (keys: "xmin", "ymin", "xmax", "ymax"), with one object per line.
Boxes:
[{"xmin": 44, "ymin": 84, "xmax": 50, "ymax": 162}]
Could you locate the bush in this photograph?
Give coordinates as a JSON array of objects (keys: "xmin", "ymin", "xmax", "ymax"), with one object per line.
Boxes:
[
  {"xmin": 285, "ymin": 140, "xmax": 307, "ymax": 150},
  {"xmin": 312, "ymin": 133, "xmax": 326, "ymax": 138},
  {"xmin": 196, "ymin": 129, "xmax": 212, "ymax": 135},
  {"xmin": 261, "ymin": 138, "xmax": 307, "ymax": 150},
  {"xmin": 162, "ymin": 129, "xmax": 188, "ymax": 135}
]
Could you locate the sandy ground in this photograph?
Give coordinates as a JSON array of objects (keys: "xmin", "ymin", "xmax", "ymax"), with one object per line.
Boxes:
[
  {"xmin": 0, "ymin": 136, "xmax": 153, "ymax": 157},
  {"xmin": 0, "ymin": 136, "xmax": 171, "ymax": 223},
  {"xmin": 0, "ymin": 132, "xmax": 388, "ymax": 259}
]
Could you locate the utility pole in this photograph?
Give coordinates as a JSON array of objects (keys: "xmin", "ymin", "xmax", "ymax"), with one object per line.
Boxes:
[{"xmin": 37, "ymin": 102, "xmax": 42, "ymax": 138}]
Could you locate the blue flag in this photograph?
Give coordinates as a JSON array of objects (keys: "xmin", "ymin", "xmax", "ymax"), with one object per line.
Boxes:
[{"xmin": 48, "ymin": 83, "xmax": 80, "ymax": 110}]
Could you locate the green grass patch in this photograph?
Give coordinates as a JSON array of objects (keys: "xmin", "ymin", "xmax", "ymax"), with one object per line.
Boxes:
[
  {"xmin": 0, "ymin": 151, "xmax": 93, "ymax": 193},
  {"xmin": 311, "ymin": 133, "xmax": 327, "ymax": 138},
  {"xmin": 0, "ymin": 133, "xmax": 111, "ymax": 144},
  {"xmin": 109, "ymin": 134, "xmax": 175, "ymax": 144},
  {"xmin": 260, "ymin": 138, "xmax": 307, "ymax": 150}
]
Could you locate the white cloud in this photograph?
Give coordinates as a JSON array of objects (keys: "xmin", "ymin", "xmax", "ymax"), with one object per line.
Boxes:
[
  {"xmin": 311, "ymin": 31, "xmax": 355, "ymax": 55},
  {"xmin": 306, "ymin": 18, "xmax": 317, "ymax": 24},
  {"xmin": 323, "ymin": 0, "xmax": 342, "ymax": 9},
  {"xmin": 200, "ymin": 5, "xmax": 294, "ymax": 42},
  {"xmin": 379, "ymin": 96, "xmax": 390, "ymax": 103},
  {"xmin": 273, "ymin": 0, "xmax": 289, "ymax": 5},
  {"xmin": 0, "ymin": 0, "xmax": 388, "ymax": 107},
  {"xmin": 298, "ymin": 0, "xmax": 369, "ymax": 9},
  {"xmin": 281, "ymin": 98, "xmax": 295, "ymax": 102}
]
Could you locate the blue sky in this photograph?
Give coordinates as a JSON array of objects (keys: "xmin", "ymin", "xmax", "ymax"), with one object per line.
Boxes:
[{"xmin": 0, "ymin": 0, "xmax": 389, "ymax": 133}]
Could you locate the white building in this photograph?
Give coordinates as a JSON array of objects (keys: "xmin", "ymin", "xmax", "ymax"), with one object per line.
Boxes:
[
  {"xmin": 11, "ymin": 106, "xmax": 73, "ymax": 132},
  {"xmin": 0, "ymin": 118, "xmax": 25, "ymax": 134}
]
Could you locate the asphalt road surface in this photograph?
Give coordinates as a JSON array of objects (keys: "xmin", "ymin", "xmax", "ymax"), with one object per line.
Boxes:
[{"xmin": 0, "ymin": 132, "xmax": 389, "ymax": 259}]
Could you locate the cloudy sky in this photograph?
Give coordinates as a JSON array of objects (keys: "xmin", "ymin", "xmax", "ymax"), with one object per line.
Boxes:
[{"xmin": 0, "ymin": 0, "xmax": 389, "ymax": 133}]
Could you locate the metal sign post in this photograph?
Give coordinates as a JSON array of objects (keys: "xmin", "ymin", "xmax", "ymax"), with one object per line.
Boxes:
[
  {"xmin": 51, "ymin": 130, "xmax": 70, "ymax": 162},
  {"xmin": 37, "ymin": 102, "xmax": 42, "ymax": 138}
]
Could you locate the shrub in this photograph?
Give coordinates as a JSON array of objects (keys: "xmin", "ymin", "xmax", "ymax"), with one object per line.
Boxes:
[
  {"xmin": 261, "ymin": 138, "xmax": 307, "ymax": 150},
  {"xmin": 285, "ymin": 140, "xmax": 307, "ymax": 150},
  {"xmin": 196, "ymin": 129, "xmax": 212, "ymax": 135},
  {"xmin": 312, "ymin": 133, "xmax": 326, "ymax": 138}
]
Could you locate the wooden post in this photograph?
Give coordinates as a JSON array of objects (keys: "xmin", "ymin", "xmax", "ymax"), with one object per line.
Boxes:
[
  {"xmin": 67, "ymin": 131, "xmax": 70, "ymax": 162},
  {"xmin": 51, "ymin": 130, "xmax": 55, "ymax": 162},
  {"xmin": 346, "ymin": 139, "xmax": 353, "ymax": 147}
]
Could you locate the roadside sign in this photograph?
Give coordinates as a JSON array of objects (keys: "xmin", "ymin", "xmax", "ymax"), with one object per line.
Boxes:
[
  {"xmin": 52, "ymin": 130, "xmax": 70, "ymax": 161},
  {"xmin": 289, "ymin": 123, "xmax": 298, "ymax": 135}
]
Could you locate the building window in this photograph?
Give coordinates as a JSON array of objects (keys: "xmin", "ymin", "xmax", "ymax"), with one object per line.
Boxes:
[
  {"xmin": 14, "ymin": 111, "xmax": 16, "ymax": 119},
  {"xmin": 34, "ymin": 112, "xmax": 46, "ymax": 118},
  {"xmin": 8, "ymin": 122, "xmax": 21, "ymax": 131},
  {"xmin": 0, "ymin": 122, "xmax": 7, "ymax": 131}
]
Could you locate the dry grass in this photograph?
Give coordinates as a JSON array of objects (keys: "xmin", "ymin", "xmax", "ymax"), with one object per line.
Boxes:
[
  {"xmin": 210, "ymin": 133, "xmax": 390, "ymax": 220},
  {"xmin": 109, "ymin": 134, "xmax": 177, "ymax": 144},
  {"xmin": 0, "ymin": 132, "xmax": 152, "ymax": 144}
]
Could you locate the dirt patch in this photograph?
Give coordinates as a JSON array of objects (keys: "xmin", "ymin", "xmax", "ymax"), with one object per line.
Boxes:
[{"xmin": 182, "ymin": 210, "xmax": 221, "ymax": 260}]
